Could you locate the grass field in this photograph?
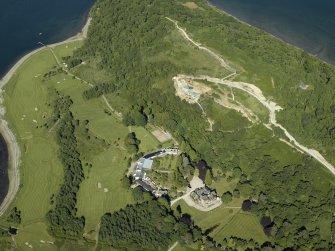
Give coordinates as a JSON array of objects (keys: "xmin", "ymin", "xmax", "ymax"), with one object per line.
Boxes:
[
  {"xmin": 0, "ymin": 45, "xmax": 68, "ymax": 250},
  {"xmin": 130, "ymin": 126, "xmax": 160, "ymax": 153},
  {"xmin": 173, "ymin": 196, "xmax": 268, "ymax": 245},
  {"xmin": 213, "ymin": 212, "xmax": 268, "ymax": 244},
  {"xmin": 0, "ymin": 41, "xmax": 162, "ymax": 250},
  {"xmin": 148, "ymin": 28, "xmax": 231, "ymax": 79},
  {"xmin": 53, "ymin": 43, "xmax": 161, "ymax": 238}
]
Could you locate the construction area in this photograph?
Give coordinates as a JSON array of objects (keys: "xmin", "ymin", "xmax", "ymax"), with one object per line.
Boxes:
[{"xmin": 173, "ymin": 74, "xmax": 211, "ymax": 104}]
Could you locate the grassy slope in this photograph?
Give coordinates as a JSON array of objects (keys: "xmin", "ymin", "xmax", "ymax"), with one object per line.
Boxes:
[
  {"xmin": 3, "ymin": 49, "xmax": 64, "ymax": 224},
  {"xmin": 213, "ymin": 212, "xmax": 268, "ymax": 244},
  {"xmin": 147, "ymin": 28, "xmax": 231, "ymax": 79},
  {"xmin": 173, "ymin": 199, "xmax": 268, "ymax": 244},
  {"xmin": 0, "ymin": 41, "xmax": 161, "ymax": 250},
  {"xmin": 1, "ymin": 45, "xmax": 69, "ymax": 250}
]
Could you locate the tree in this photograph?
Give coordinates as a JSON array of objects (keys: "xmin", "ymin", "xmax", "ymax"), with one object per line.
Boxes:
[
  {"xmin": 221, "ymin": 192, "xmax": 233, "ymax": 204},
  {"xmin": 124, "ymin": 132, "xmax": 140, "ymax": 154},
  {"xmin": 232, "ymin": 167, "xmax": 242, "ymax": 179},
  {"xmin": 242, "ymin": 200, "xmax": 252, "ymax": 212},
  {"xmin": 132, "ymin": 187, "xmax": 144, "ymax": 202},
  {"xmin": 205, "ymin": 171, "xmax": 213, "ymax": 186},
  {"xmin": 7, "ymin": 207, "xmax": 21, "ymax": 224},
  {"xmin": 233, "ymin": 189, "xmax": 240, "ymax": 198},
  {"xmin": 121, "ymin": 176, "xmax": 131, "ymax": 189}
]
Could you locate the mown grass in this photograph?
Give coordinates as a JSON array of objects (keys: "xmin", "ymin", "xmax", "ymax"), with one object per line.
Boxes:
[
  {"xmin": 0, "ymin": 40, "xmax": 162, "ymax": 249},
  {"xmin": 172, "ymin": 196, "xmax": 268, "ymax": 245},
  {"xmin": 213, "ymin": 212, "xmax": 268, "ymax": 244},
  {"xmin": 212, "ymin": 175, "xmax": 240, "ymax": 196},
  {"xmin": 52, "ymin": 43, "xmax": 161, "ymax": 238},
  {"xmin": 130, "ymin": 126, "xmax": 160, "ymax": 153},
  {"xmin": 173, "ymin": 200, "xmax": 239, "ymax": 233},
  {"xmin": 2, "ymin": 46, "xmax": 65, "ymax": 250}
]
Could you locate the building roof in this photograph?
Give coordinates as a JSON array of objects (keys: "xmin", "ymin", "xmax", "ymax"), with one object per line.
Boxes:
[
  {"xmin": 142, "ymin": 158, "xmax": 153, "ymax": 169},
  {"xmin": 143, "ymin": 151, "xmax": 163, "ymax": 159},
  {"xmin": 134, "ymin": 169, "xmax": 143, "ymax": 180},
  {"xmin": 136, "ymin": 180, "xmax": 155, "ymax": 192}
]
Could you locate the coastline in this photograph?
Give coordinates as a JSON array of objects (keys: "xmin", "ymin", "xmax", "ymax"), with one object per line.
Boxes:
[
  {"xmin": 206, "ymin": 1, "xmax": 335, "ymax": 68},
  {"xmin": 0, "ymin": 17, "xmax": 91, "ymax": 217}
]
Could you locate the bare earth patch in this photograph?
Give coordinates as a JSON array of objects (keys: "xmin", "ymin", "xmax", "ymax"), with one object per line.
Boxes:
[
  {"xmin": 151, "ymin": 129, "xmax": 172, "ymax": 143},
  {"xmin": 183, "ymin": 2, "xmax": 199, "ymax": 9},
  {"xmin": 214, "ymin": 94, "xmax": 259, "ymax": 123},
  {"xmin": 174, "ymin": 75, "xmax": 211, "ymax": 104}
]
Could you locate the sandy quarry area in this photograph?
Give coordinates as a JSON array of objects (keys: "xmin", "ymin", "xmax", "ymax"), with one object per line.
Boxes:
[{"xmin": 174, "ymin": 75, "xmax": 211, "ymax": 104}]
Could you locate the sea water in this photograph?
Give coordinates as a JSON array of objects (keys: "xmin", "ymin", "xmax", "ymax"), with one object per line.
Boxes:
[
  {"xmin": 209, "ymin": 0, "xmax": 335, "ymax": 65},
  {"xmin": 0, "ymin": 0, "xmax": 95, "ymax": 77}
]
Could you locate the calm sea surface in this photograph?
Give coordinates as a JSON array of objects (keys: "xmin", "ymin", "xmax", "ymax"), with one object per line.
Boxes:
[
  {"xmin": 0, "ymin": 0, "xmax": 95, "ymax": 204},
  {"xmin": 0, "ymin": 135, "xmax": 8, "ymax": 205},
  {"xmin": 209, "ymin": 0, "xmax": 335, "ymax": 65}
]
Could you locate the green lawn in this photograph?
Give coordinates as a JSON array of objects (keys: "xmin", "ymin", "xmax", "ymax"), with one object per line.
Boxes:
[
  {"xmin": 212, "ymin": 175, "xmax": 239, "ymax": 196},
  {"xmin": 130, "ymin": 126, "xmax": 160, "ymax": 153},
  {"xmin": 3, "ymin": 50, "xmax": 64, "ymax": 215},
  {"xmin": 2, "ymin": 45, "xmax": 67, "ymax": 250},
  {"xmin": 172, "ymin": 196, "xmax": 268, "ymax": 245},
  {"xmin": 173, "ymin": 200, "xmax": 239, "ymax": 232},
  {"xmin": 213, "ymin": 212, "xmax": 268, "ymax": 244},
  {"xmin": 76, "ymin": 146, "xmax": 134, "ymax": 234},
  {"xmin": 0, "ymin": 40, "xmax": 161, "ymax": 249}
]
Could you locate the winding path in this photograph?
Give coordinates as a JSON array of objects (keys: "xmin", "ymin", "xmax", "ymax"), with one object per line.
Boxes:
[
  {"xmin": 168, "ymin": 241, "xmax": 178, "ymax": 251},
  {"xmin": 166, "ymin": 17, "xmax": 335, "ymax": 176}
]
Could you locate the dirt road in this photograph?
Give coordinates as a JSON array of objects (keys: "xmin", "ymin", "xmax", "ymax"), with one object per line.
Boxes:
[
  {"xmin": 167, "ymin": 17, "xmax": 335, "ymax": 176},
  {"xmin": 166, "ymin": 17, "xmax": 236, "ymax": 74},
  {"xmin": 168, "ymin": 242, "xmax": 178, "ymax": 251}
]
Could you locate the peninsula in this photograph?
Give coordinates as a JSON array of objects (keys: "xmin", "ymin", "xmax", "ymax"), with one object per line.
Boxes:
[{"xmin": 0, "ymin": 1, "xmax": 334, "ymax": 251}]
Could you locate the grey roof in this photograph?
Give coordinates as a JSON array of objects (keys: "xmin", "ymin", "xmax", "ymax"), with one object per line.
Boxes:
[
  {"xmin": 134, "ymin": 169, "xmax": 143, "ymax": 180},
  {"xmin": 143, "ymin": 151, "xmax": 163, "ymax": 159},
  {"xmin": 142, "ymin": 159, "xmax": 153, "ymax": 169},
  {"xmin": 136, "ymin": 180, "xmax": 155, "ymax": 192},
  {"xmin": 194, "ymin": 186, "xmax": 217, "ymax": 199}
]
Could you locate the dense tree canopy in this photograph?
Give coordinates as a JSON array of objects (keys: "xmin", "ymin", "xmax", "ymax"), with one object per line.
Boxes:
[
  {"xmin": 47, "ymin": 94, "xmax": 85, "ymax": 238},
  {"xmin": 99, "ymin": 200, "xmax": 207, "ymax": 250},
  {"xmin": 63, "ymin": 0, "xmax": 335, "ymax": 249}
]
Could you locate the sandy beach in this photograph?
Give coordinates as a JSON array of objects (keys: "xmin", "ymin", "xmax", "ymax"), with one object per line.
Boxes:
[{"xmin": 0, "ymin": 17, "xmax": 91, "ymax": 217}]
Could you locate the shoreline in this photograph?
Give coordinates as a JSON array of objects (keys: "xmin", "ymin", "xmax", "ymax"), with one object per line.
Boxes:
[
  {"xmin": 206, "ymin": 0, "xmax": 335, "ymax": 68},
  {"xmin": 0, "ymin": 16, "xmax": 91, "ymax": 217}
]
